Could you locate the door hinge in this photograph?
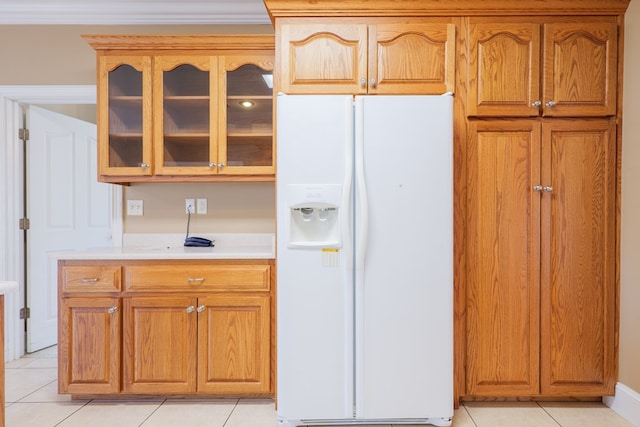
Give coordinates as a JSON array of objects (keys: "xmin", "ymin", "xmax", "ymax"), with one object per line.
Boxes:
[
  {"xmin": 19, "ymin": 128, "xmax": 29, "ymax": 141},
  {"xmin": 20, "ymin": 307, "xmax": 30, "ymax": 319},
  {"xmin": 19, "ymin": 218, "xmax": 30, "ymax": 230}
]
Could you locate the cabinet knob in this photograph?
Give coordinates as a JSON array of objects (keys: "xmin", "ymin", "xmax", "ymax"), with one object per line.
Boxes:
[
  {"xmin": 531, "ymin": 100, "xmax": 542, "ymax": 108},
  {"xmin": 197, "ymin": 305, "xmax": 205, "ymax": 313},
  {"xmin": 360, "ymin": 78, "xmax": 366, "ymax": 88},
  {"xmin": 533, "ymin": 185, "xmax": 543, "ymax": 192},
  {"xmin": 186, "ymin": 306, "xmax": 195, "ymax": 313},
  {"xmin": 139, "ymin": 162, "xmax": 149, "ymax": 169},
  {"xmin": 369, "ymin": 78, "xmax": 377, "ymax": 88},
  {"xmin": 107, "ymin": 306, "xmax": 118, "ymax": 314},
  {"xmin": 543, "ymin": 186, "xmax": 553, "ymax": 192},
  {"xmin": 545, "ymin": 100, "xmax": 556, "ymax": 108},
  {"xmin": 208, "ymin": 162, "xmax": 216, "ymax": 169},
  {"xmin": 218, "ymin": 162, "xmax": 225, "ymax": 169}
]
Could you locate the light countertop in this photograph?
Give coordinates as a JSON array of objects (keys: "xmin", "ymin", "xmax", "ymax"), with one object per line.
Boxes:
[
  {"xmin": 49, "ymin": 233, "xmax": 275, "ymax": 260},
  {"xmin": 0, "ymin": 281, "xmax": 18, "ymax": 295}
]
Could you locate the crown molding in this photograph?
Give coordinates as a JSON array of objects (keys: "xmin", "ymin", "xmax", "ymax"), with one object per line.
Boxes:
[{"xmin": 0, "ymin": 1, "xmax": 271, "ymax": 25}]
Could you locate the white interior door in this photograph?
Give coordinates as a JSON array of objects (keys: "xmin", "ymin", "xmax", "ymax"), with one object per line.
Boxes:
[{"xmin": 26, "ymin": 106, "xmax": 113, "ymax": 352}]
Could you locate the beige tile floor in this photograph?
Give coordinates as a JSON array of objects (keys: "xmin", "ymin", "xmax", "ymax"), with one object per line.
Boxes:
[{"xmin": 5, "ymin": 346, "xmax": 636, "ymax": 427}]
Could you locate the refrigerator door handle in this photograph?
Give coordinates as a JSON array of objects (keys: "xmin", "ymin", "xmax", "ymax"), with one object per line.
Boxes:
[{"xmin": 354, "ymin": 100, "xmax": 369, "ymax": 270}]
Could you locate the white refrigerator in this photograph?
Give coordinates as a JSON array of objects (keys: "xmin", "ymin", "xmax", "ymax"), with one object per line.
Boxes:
[{"xmin": 276, "ymin": 94, "xmax": 453, "ymax": 427}]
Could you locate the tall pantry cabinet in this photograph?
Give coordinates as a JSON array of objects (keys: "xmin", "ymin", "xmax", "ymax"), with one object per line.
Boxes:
[
  {"xmin": 262, "ymin": 0, "xmax": 629, "ymax": 405},
  {"xmin": 464, "ymin": 15, "xmax": 620, "ymax": 397}
]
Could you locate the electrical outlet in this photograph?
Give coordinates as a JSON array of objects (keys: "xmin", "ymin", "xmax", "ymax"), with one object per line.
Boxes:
[
  {"xmin": 127, "ymin": 200, "xmax": 143, "ymax": 216},
  {"xmin": 185, "ymin": 198, "xmax": 195, "ymax": 214},
  {"xmin": 197, "ymin": 198, "xmax": 208, "ymax": 214}
]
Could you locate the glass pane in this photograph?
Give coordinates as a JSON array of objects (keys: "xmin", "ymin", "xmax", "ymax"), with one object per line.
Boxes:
[
  {"xmin": 163, "ymin": 64, "xmax": 210, "ymax": 167},
  {"xmin": 108, "ymin": 64, "xmax": 143, "ymax": 168},
  {"xmin": 226, "ymin": 64, "xmax": 273, "ymax": 167}
]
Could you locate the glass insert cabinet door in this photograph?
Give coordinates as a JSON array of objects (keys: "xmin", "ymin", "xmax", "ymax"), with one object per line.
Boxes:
[
  {"xmin": 153, "ymin": 56, "xmax": 217, "ymax": 175},
  {"xmin": 219, "ymin": 56, "xmax": 274, "ymax": 175},
  {"xmin": 99, "ymin": 56, "xmax": 153, "ymax": 177}
]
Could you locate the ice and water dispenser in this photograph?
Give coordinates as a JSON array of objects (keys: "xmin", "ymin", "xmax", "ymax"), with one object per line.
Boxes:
[{"xmin": 286, "ymin": 184, "xmax": 342, "ymax": 248}]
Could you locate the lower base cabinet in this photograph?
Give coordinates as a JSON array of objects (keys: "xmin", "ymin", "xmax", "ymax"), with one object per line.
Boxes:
[
  {"xmin": 123, "ymin": 295, "xmax": 270, "ymax": 394},
  {"xmin": 58, "ymin": 259, "xmax": 273, "ymax": 397}
]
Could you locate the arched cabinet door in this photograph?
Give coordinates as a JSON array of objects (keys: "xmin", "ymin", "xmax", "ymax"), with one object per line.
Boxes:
[
  {"xmin": 542, "ymin": 21, "xmax": 617, "ymax": 117},
  {"xmin": 369, "ymin": 22, "xmax": 455, "ymax": 95},
  {"xmin": 153, "ymin": 56, "xmax": 217, "ymax": 176},
  {"xmin": 218, "ymin": 55, "xmax": 275, "ymax": 175},
  {"xmin": 279, "ymin": 22, "xmax": 368, "ymax": 94},
  {"xmin": 98, "ymin": 55, "xmax": 153, "ymax": 177}
]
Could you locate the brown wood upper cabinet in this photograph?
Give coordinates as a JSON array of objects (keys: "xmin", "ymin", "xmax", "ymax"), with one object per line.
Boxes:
[
  {"xmin": 467, "ymin": 18, "xmax": 617, "ymax": 117},
  {"xmin": 278, "ymin": 18, "xmax": 455, "ymax": 95},
  {"xmin": 84, "ymin": 35, "xmax": 275, "ymax": 183}
]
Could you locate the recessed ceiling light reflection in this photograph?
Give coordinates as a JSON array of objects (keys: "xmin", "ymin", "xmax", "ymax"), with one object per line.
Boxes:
[{"xmin": 239, "ymin": 100, "xmax": 255, "ymax": 108}]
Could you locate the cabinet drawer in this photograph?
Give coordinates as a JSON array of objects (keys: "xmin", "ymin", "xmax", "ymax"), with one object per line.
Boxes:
[
  {"xmin": 60, "ymin": 265, "xmax": 121, "ymax": 293},
  {"xmin": 124, "ymin": 264, "xmax": 271, "ymax": 292}
]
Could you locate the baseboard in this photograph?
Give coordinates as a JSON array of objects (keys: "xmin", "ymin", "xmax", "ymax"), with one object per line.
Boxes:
[{"xmin": 604, "ymin": 382, "xmax": 640, "ymax": 426}]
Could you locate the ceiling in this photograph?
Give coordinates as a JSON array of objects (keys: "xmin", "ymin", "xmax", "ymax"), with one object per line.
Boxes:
[{"xmin": 0, "ymin": 0, "xmax": 271, "ymax": 25}]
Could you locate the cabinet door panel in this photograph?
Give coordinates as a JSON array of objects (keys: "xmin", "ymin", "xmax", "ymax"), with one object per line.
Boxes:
[
  {"xmin": 219, "ymin": 55, "xmax": 275, "ymax": 175},
  {"xmin": 466, "ymin": 120, "xmax": 541, "ymax": 396},
  {"xmin": 98, "ymin": 56, "xmax": 153, "ymax": 177},
  {"xmin": 153, "ymin": 56, "xmax": 218, "ymax": 176},
  {"xmin": 197, "ymin": 295, "xmax": 270, "ymax": 394},
  {"xmin": 467, "ymin": 21, "xmax": 541, "ymax": 117},
  {"xmin": 279, "ymin": 23, "xmax": 368, "ymax": 94},
  {"xmin": 540, "ymin": 119, "xmax": 616, "ymax": 395},
  {"xmin": 542, "ymin": 22, "xmax": 617, "ymax": 117},
  {"xmin": 123, "ymin": 296, "xmax": 198, "ymax": 393},
  {"xmin": 370, "ymin": 23, "xmax": 455, "ymax": 94},
  {"xmin": 58, "ymin": 297, "xmax": 120, "ymax": 394}
]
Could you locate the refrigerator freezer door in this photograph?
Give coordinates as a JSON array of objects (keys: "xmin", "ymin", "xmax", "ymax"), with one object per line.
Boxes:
[
  {"xmin": 276, "ymin": 95, "xmax": 355, "ymax": 421},
  {"xmin": 355, "ymin": 95, "xmax": 454, "ymax": 420}
]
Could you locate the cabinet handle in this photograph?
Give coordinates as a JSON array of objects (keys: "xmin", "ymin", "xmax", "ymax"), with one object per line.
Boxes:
[
  {"xmin": 545, "ymin": 100, "xmax": 556, "ymax": 108},
  {"xmin": 139, "ymin": 162, "xmax": 149, "ymax": 169},
  {"xmin": 107, "ymin": 306, "xmax": 118, "ymax": 314},
  {"xmin": 543, "ymin": 186, "xmax": 553, "ymax": 192},
  {"xmin": 208, "ymin": 162, "xmax": 217, "ymax": 169},
  {"xmin": 533, "ymin": 185, "xmax": 543, "ymax": 192},
  {"xmin": 186, "ymin": 305, "xmax": 195, "ymax": 313},
  {"xmin": 187, "ymin": 277, "xmax": 205, "ymax": 283},
  {"xmin": 531, "ymin": 100, "xmax": 542, "ymax": 108},
  {"xmin": 197, "ymin": 305, "xmax": 205, "ymax": 313},
  {"xmin": 360, "ymin": 78, "xmax": 366, "ymax": 88},
  {"xmin": 81, "ymin": 277, "xmax": 99, "ymax": 283},
  {"xmin": 369, "ymin": 78, "xmax": 377, "ymax": 88}
]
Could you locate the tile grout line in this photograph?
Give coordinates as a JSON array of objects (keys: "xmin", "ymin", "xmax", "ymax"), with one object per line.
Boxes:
[
  {"xmin": 222, "ymin": 398, "xmax": 241, "ymax": 426},
  {"xmin": 137, "ymin": 398, "xmax": 168, "ymax": 426},
  {"xmin": 536, "ymin": 401, "xmax": 563, "ymax": 427},
  {"xmin": 461, "ymin": 403, "xmax": 480, "ymax": 427},
  {"xmin": 53, "ymin": 398, "xmax": 93, "ymax": 427}
]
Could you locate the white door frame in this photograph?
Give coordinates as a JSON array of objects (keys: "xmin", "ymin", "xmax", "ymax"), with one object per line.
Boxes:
[{"xmin": 0, "ymin": 85, "xmax": 123, "ymax": 360}]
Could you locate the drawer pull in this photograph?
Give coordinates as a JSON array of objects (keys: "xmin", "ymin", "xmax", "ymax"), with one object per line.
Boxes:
[
  {"xmin": 81, "ymin": 278, "xmax": 99, "ymax": 283},
  {"xmin": 107, "ymin": 306, "xmax": 118, "ymax": 314},
  {"xmin": 187, "ymin": 277, "xmax": 205, "ymax": 283}
]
